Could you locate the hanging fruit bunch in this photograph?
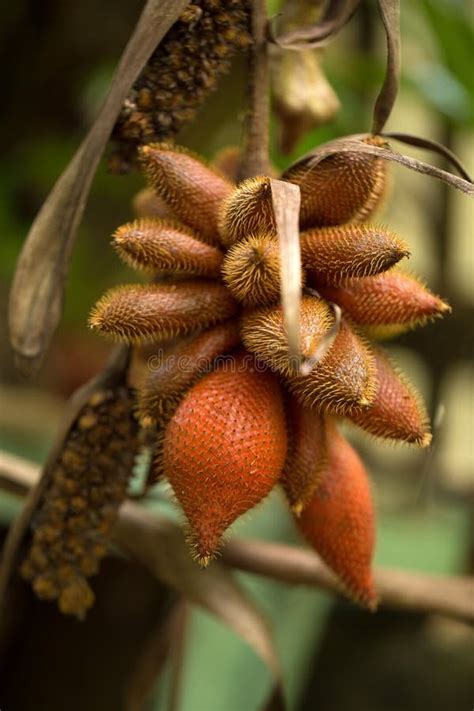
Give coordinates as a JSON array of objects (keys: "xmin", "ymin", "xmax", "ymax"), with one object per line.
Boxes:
[{"xmin": 88, "ymin": 140, "xmax": 450, "ymax": 609}]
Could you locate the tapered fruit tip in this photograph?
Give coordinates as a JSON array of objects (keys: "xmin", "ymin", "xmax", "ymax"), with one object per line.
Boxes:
[
  {"xmin": 420, "ymin": 432, "xmax": 433, "ymax": 448},
  {"xmin": 439, "ymin": 300, "xmax": 451, "ymax": 314},
  {"xmin": 88, "ymin": 312, "xmax": 101, "ymax": 331},
  {"xmin": 291, "ymin": 501, "xmax": 304, "ymax": 517},
  {"xmin": 396, "ymin": 242, "xmax": 411, "ymax": 260},
  {"xmin": 198, "ymin": 555, "xmax": 212, "ymax": 569},
  {"xmin": 139, "ymin": 414, "xmax": 154, "ymax": 429},
  {"xmin": 344, "ymin": 575, "xmax": 378, "ymax": 611}
]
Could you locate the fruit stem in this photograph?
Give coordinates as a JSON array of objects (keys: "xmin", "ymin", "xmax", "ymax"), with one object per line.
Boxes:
[{"xmin": 239, "ymin": 0, "xmax": 271, "ymax": 181}]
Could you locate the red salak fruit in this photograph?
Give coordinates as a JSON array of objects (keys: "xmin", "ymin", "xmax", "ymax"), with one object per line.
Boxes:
[
  {"xmin": 281, "ymin": 396, "xmax": 327, "ymax": 514},
  {"xmin": 161, "ymin": 352, "xmax": 287, "ymax": 564},
  {"xmin": 296, "ymin": 420, "xmax": 377, "ymax": 608}
]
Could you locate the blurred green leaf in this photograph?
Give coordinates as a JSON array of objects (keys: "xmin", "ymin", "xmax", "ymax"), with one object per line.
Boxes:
[{"xmin": 421, "ymin": 0, "xmax": 474, "ymax": 102}]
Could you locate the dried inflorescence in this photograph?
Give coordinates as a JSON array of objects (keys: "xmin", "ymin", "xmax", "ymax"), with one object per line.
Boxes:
[
  {"xmin": 110, "ymin": 0, "xmax": 251, "ymax": 173},
  {"xmin": 89, "ymin": 141, "xmax": 450, "ymax": 607},
  {"xmin": 21, "ymin": 386, "xmax": 139, "ymax": 619}
]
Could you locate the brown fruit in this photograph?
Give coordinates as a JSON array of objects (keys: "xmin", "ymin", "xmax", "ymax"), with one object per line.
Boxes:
[
  {"xmin": 283, "ymin": 136, "xmax": 388, "ymax": 228},
  {"xmin": 301, "ymin": 223, "xmax": 409, "ymax": 286},
  {"xmin": 140, "ymin": 144, "xmax": 232, "ymax": 243},
  {"xmin": 296, "ymin": 420, "xmax": 377, "ymax": 608},
  {"xmin": 89, "ymin": 281, "xmax": 237, "ymax": 344},
  {"xmin": 347, "ymin": 347, "xmax": 431, "ymax": 446},
  {"xmin": 113, "ymin": 218, "xmax": 223, "ymax": 277}
]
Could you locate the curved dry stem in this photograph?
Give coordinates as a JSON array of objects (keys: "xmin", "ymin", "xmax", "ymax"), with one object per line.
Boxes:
[{"xmin": 8, "ymin": 0, "xmax": 190, "ymax": 377}]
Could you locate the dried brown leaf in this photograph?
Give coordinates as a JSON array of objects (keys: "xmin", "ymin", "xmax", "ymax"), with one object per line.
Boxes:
[
  {"xmin": 382, "ymin": 132, "xmax": 473, "ymax": 182},
  {"xmin": 286, "ymin": 134, "xmax": 474, "ymax": 196},
  {"xmin": 271, "ymin": 0, "xmax": 361, "ymax": 49},
  {"xmin": 372, "ymin": 0, "xmax": 401, "ymax": 134},
  {"xmin": 270, "ymin": 179, "xmax": 302, "ymax": 363},
  {"xmin": 8, "ymin": 0, "xmax": 190, "ymax": 377}
]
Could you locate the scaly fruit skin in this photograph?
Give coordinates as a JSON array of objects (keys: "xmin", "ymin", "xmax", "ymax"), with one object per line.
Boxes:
[
  {"xmin": 113, "ymin": 218, "xmax": 224, "ymax": 277},
  {"xmin": 347, "ymin": 347, "xmax": 431, "ymax": 446},
  {"xmin": 300, "ymin": 224, "xmax": 409, "ymax": 286},
  {"xmin": 89, "ymin": 282, "xmax": 237, "ymax": 344},
  {"xmin": 140, "ymin": 144, "xmax": 232, "ymax": 243},
  {"xmin": 296, "ymin": 420, "xmax": 377, "ymax": 608},
  {"xmin": 289, "ymin": 321, "xmax": 376, "ymax": 414},
  {"xmin": 138, "ymin": 320, "xmax": 241, "ymax": 425},
  {"xmin": 281, "ymin": 396, "xmax": 327, "ymax": 514},
  {"xmin": 161, "ymin": 353, "xmax": 287, "ymax": 564},
  {"xmin": 283, "ymin": 136, "xmax": 387, "ymax": 228},
  {"xmin": 318, "ymin": 270, "xmax": 450, "ymax": 339}
]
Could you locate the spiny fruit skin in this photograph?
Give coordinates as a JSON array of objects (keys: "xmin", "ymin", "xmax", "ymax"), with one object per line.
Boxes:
[
  {"xmin": 289, "ymin": 321, "xmax": 376, "ymax": 415},
  {"xmin": 283, "ymin": 136, "xmax": 387, "ymax": 228},
  {"xmin": 140, "ymin": 144, "xmax": 233, "ymax": 243},
  {"xmin": 240, "ymin": 295, "xmax": 335, "ymax": 377},
  {"xmin": 110, "ymin": 0, "xmax": 251, "ymax": 172},
  {"xmin": 281, "ymin": 397, "xmax": 327, "ymax": 514},
  {"xmin": 138, "ymin": 320, "xmax": 241, "ymax": 425},
  {"xmin": 113, "ymin": 218, "xmax": 223, "ymax": 277},
  {"xmin": 21, "ymin": 386, "xmax": 139, "ymax": 619},
  {"xmin": 222, "ymin": 234, "xmax": 285, "ymax": 305},
  {"xmin": 296, "ymin": 420, "xmax": 377, "ymax": 609},
  {"xmin": 318, "ymin": 270, "xmax": 451, "ymax": 339},
  {"xmin": 300, "ymin": 224, "xmax": 410, "ymax": 286},
  {"xmin": 218, "ymin": 176, "xmax": 277, "ymax": 246},
  {"xmin": 160, "ymin": 353, "xmax": 287, "ymax": 564},
  {"xmin": 347, "ymin": 347, "xmax": 431, "ymax": 447},
  {"xmin": 89, "ymin": 281, "xmax": 237, "ymax": 344}
]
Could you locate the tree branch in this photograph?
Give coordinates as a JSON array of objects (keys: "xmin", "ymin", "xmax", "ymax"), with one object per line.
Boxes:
[{"xmin": 221, "ymin": 538, "xmax": 474, "ymax": 624}]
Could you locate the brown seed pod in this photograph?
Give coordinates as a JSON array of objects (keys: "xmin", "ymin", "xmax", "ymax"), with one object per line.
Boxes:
[
  {"xmin": 218, "ymin": 176, "xmax": 277, "ymax": 246},
  {"xmin": 139, "ymin": 144, "xmax": 233, "ymax": 244},
  {"xmin": 283, "ymin": 136, "xmax": 388, "ymax": 228},
  {"xmin": 89, "ymin": 281, "xmax": 238, "ymax": 344},
  {"xmin": 240, "ymin": 295, "xmax": 334, "ymax": 377},
  {"xmin": 296, "ymin": 420, "xmax": 377, "ymax": 609},
  {"xmin": 223, "ymin": 234, "xmax": 296, "ymax": 305},
  {"xmin": 301, "ymin": 223, "xmax": 409, "ymax": 286},
  {"xmin": 347, "ymin": 347, "xmax": 431, "ymax": 446},
  {"xmin": 160, "ymin": 352, "xmax": 287, "ymax": 564},
  {"xmin": 113, "ymin": 218, "xmax": 223, "ymax": 277},
  {"xmin": 110, "ymin": 0, "xmax": 251, "ymax": 172},
  {"xmin": 289, "ymin": 321, "xmax": 376, "ymax": 415},
  {"xmin": 318, "ymin": 270, "xmax": 451, "ymax": 339},
  {"xmin": 272, "ymin": 47, "xmax": 341, "ymax": 155},
  {"xmin": 281, "ymin": 396, "xmax": 327, "ymax": 515},
  {"xmin": 20, "ymin": 386, "xmax": 139, "ymax": 619},
  {"xmin": 138, "ymin": 320, "xmax": 241, "ymax": 425}
]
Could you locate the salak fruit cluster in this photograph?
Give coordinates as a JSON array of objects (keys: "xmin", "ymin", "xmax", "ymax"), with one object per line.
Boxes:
[{"xmin": 90, "ymin": 141, "xmax": 450, "ymax": 608}]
